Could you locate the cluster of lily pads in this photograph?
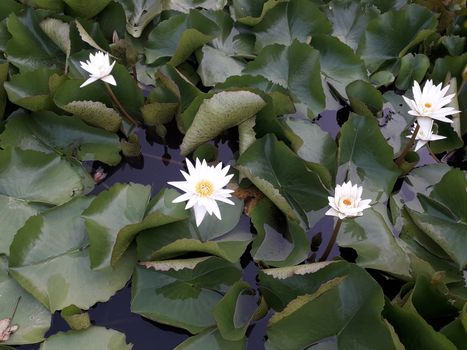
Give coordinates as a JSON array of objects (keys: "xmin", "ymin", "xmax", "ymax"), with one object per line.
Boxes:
[{"xmin": 0, "ymin": 0, "xmax": 466, "ymax": 349}]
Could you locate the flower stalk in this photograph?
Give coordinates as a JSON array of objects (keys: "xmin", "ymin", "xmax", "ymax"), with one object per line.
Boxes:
[
  {"xmin": 320, "ymin": 219, "xmax": 342, "ymax": 262},
  {"xmin": 104, "ymin": 83, "xmax": 140, "ymax": 128},
  {"xmin": 395, "ymin": 123, "xmax": 420, "ymax": 166}
]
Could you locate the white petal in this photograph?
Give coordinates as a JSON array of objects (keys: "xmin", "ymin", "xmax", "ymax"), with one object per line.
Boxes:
[
  {"xmin": 80, "ymin": 77, "xmax": 100, "ymax": 88},
  {"xmin": 171, "ymin": 192, "xmax": 193, "ymax": 203},
  {"xmin": 167, "ymin": 181, "xmax": 191, "ymax": 193},
  {"xmin": 429, "ymin": 134, "xmax": 446, "ymax": 141},
  {"xmin": 193, "ymin": 204, "xmax": 207, "ymax": 226},
  {"xmin": 101, "ymin": 74, "xmax": 117, "ymax": 86},
  {"xmin": 185, "ymin": 195, "xmax": 198, "ymax": 209},
  {"xmin": 416, "ymin": 117, "xmax": 433, "ymax": 135},
  {"xmin": 325, "ymin": 207, "xmax": 340, "ymax": 218},
  {"xmin": 414, "ymin": 140, "xmax": 427, "ymax": 151}
]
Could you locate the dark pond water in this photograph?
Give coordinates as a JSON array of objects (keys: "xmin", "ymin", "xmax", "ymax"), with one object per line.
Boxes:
[{"xmin": 16, "ymin": 109, "xmax": 437, "ymax": 349}]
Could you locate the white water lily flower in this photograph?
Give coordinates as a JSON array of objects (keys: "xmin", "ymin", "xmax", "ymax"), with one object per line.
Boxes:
[
  {"xmin": 407, "ymin": 121, "xmax": 446, "ymax": 151},
  {"xmin": 402, "ymin": 80, "xmax": 459, "ymax": 133},
  {"xmin": 79, "ymin": 51, "xmax": 116, "ymax": 88},
  {"xmin": 168, "ymin": 158, "xmax": 235, "ymax": 226},
  {"xmin": 325, "ymin": 181, "xmax": 371, "ymax": 220}
]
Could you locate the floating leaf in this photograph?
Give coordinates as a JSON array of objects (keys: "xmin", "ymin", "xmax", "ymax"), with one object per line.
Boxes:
[
  {"xmin": 284, "ymin": 117, "xmax": 337, "ymax": 188},
  {"xmin": 406, "ymin": 169, "xmax": 467, "ymax": 269},
  {"xmin": 265, "ymin": 262, "xmax": 399, "ymax": 349},
  {"xmin": 5, "ymin": 9, "xmax": 64, "ymax": 71},
  {"xmin": 196, "ymin": 45, "xmax": 245, "ymax": 86},
  {"xmin": 232, "ymin": 0, "xmax": 286, "ymax": 26},
  {"xmin": 243, "ymin": 40, "xmax": 325, "ymax": 117},
  {"xmin": 145, "ymin": 11, "xmax": 218, "ymax": 65},
  {"xmin": 338, "ymin": 114, "xmax": 401, "ymax": 197},
  {"xmin": 137, "ymin": 197, "xmax": 252, "ymax": 263},
  {"xmin": 9, "ymin": 197, "xmax": 135, "ymax": 312},
  {"xmin": 346, "ymin": 80, "xmax": 384, "ymax": 117},
  {"xmin": 252, "ymin": 0, "xmax": 331, "ymax": 51},
  {"xmin": 174, "ymin": 328, "xmax": 245, "ymax": 350},
  {"xmin": 54, "ymin": 79, "xmax": 122, "ymax": 132},
  {"xmin": 0, "ymin": 257, "xmax": 51, "ymax": 345},
  {"xmin": 358, "ymin": 4, "xmax": 437, "ymax": 72},
  {"xmin": 213, "ymin": 281, "xmax": 258, "ymax": 341},
  {"xmin": 131, "ymin": 257, "xmax": 241, "ymax": 334},
  {"xmin": 83, "ymin": 183, "xmax": 151, "ymax": 270},
  {"xmin": 39, "ymin": 326, "xmax": 133, "ymax": 350},
  {"xmin": 395, "ymin": 54, "xmax": 430, "ymax": 90},
  {"xmin": 180, "ymin": 90, "xmax": 266, "ymax": 155},
  {"xmin": 250, "ymin": 198, "xmax": 309, "ymax": 267},
  {"xmin": 0, "ymin": 147, "xmax": 93, "ymax": 206},
  {"xmin": 39, "ymin": 18, "xmax": 71, "ymax": 57},
  {"xmin": 63, "ymin": 0, "xmax": 112, "ymax": 18},
  {"xmin": 116, "ymin": 0, "xmax": 163, "ymax": 38},
  {"xmin": 312, "ymin": 34, "xmax": 368, "ymax": 98},
  {"xmin": 237, "ymin": 134, "xmax": 328, "ymax": 227},
  {"xmin": 384, "ymin": 294, "xmax": 456, "ymax": 349},
  {"xmin": 4, "ymin": 68, "xmax": 58, "ymax": 111},
  {"xmin": 0, "ymin": 195, "xmax": 39, "ymax": 257},
  {"xmin": 0, "ymin": 110, "xmax": 122, "ymax": 166},
  {"xmin": 326, "ymin": 0, "xmax": 379, "ymax": 51},
  {"xmin": 338, "ymin": 207, "xmax": 411, "ymax": 278}
]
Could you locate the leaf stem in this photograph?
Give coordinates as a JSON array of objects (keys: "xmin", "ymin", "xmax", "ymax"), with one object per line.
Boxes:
[
  {"xmin": 395, "ymin": 123, "xmax": 420, "ymax": 166},
  {"xmin": 104, "ymin": 83, "xmax": 140, "ymax": 128},
  {"xmin": 319, "ymin": 219, "xmax": 342, "ymax": 262},
  {"xmin": 426, "ymin": 146, "xmax": 441, "ymax": 163}
]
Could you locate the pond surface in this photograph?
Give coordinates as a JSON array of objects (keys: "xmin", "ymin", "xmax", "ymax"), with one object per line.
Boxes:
[{"xmin": 16, "ymin": 109, "xmax": 435, "ymax": 350}]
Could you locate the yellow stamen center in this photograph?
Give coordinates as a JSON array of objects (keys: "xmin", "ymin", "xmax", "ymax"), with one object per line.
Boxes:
[
  {"xmin": 424, "ymin": 102, "xmax": 432, "ymax": 108},
  {"xmin": 195, "ymin": 180, "xmax": 214, "ymax": 197},
  {"xmin": 343, "ymin": 198, "xmax": 352, "ymax": 206}
]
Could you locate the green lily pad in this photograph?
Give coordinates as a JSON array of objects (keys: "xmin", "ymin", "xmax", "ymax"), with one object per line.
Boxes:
[
  {"xmin": 174, "ymin": 328, "xmax": 245, "ymax": 350},
  {"xmin": 243, "ymin": 40, "xmax": 325, "ymax": 117},
  {"xmin": 53, "ymin": 79, "xmax": 122, "ymax": 132},
  {"xmin": 4, "ymin": 68, "xmax": 58, "ymax": 112},
  {"xmin": 213, "ymin": 281, "xmax": 258, "ymax": 341},
  {"xmin": 83, "ymin": 183, "xmax": 152, "ymax": 270},
  {"xmin": 0, "ymin": 256, "xmax": 51, "ymax": 345},
  {"xmin": 252, "ymin": 0, "xmax": 331, "ymax": 51},
  {"xmin": 5, "ymin": 9, "xmax": 64, "ymax": 71},
  {"xmin": 283, "ymin": 117, "xmax": 337, "ymax": 188},
  {"xmin": 116, "ymin": 0, "xmax": 163, "ymax": 38},
  {"xmin": 131, "ymin": 257, "xmax": 241, "ymax": 334},
  {"xmin": 0, "ymin": 110, "xmax": 122, "ymax": 166},
  {"xmin": 39, "ymin": 326, "xmax": 133, "ymax": 350},
  {"xmin": 250, "ymin": 198, "xmax": 309, "ymax": 267},
  {"xmin": 312, "ymin": 34, "xmax": 368, "ymax": 99},
  {"xmin": 0, "ymin": 147, "xmax": 93, "ymax": 206},
  {"xmin": 63, "ymin": 0, "xmax": 112, "ymax": 18},
  {"xmin": 338, "ymin": 114, "xmax": 401, "ymax": 198},
  {"xmin": 137, "ymin": 197, "xmax": 252, "ymax": 263},
  {"xmin": 406, "ymin": 169, "xmax": 467, "ymax": 269},
  {"xmin": 237, "ymin": 134, "xmax": 328, "ymax": 227},
  {"xmin": 338, "ymin": 207, "xmax": 411, "ymax": 279},
  {"xmin": 180, "ymin": 90, "xmax": 266, "ymax": 155},
  {"xmin": 9, "ymin": 197, "xmax": 135, "ymax": 312},
  {"xmin": 265, "ymin": 262, "xmax": 400, "ymax": 349},
  {"xmin": 145, "ymin": 11, "xmax": 218, "ymax": 65},
  {"xmin": 358, "ymin": 4, "xmax": 437, "ymax": 72},
  {"xmin": 326, "ymin": 1, "xmax": 379, "ymax": 51},
  {"xmin": 395, "ymin": 54, "xmax": 430, "ymax": 90}
]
